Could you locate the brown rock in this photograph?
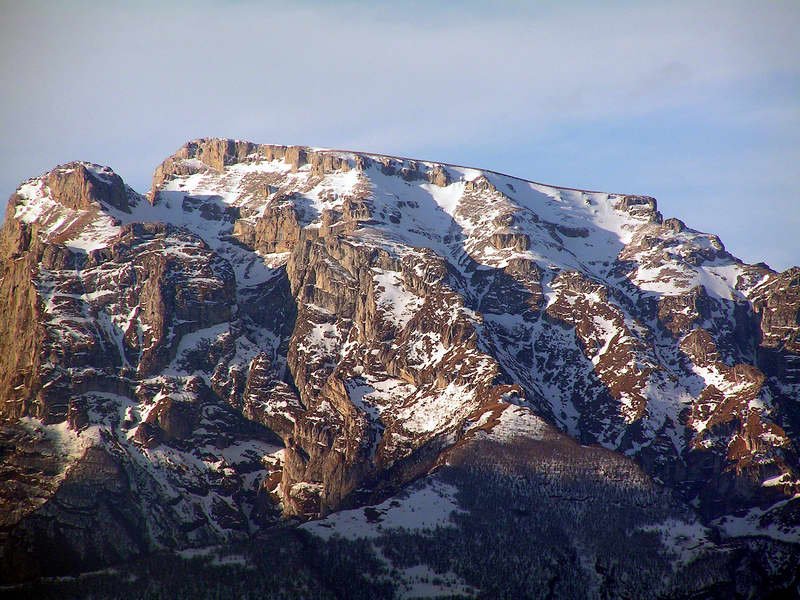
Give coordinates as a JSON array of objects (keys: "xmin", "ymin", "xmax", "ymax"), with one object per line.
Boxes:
[{"xmin": 45, "ymin": 162, "xmax": 129, "ymax": 213}]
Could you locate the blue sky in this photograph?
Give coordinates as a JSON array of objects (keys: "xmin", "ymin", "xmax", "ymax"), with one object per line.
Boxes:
[{"xmin": 1, "ymin": 0, "xmax": 798, "ymax": 270}]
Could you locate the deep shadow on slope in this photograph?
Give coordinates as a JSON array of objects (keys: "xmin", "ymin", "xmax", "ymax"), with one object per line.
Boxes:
[
  {"xmin": 0, "ymin": 386, "xmax": 285, "ymax": 584},
  {"xmin": 376, "ymin": 433, "xmax": 800, "ymax": 599},
  {"xmin": 2, "ymin": 527, "xmax": 393, "ymax": 600},
  {"xmin": 11, "ymin": 430, "xmax": 799, "ymax": 599}
]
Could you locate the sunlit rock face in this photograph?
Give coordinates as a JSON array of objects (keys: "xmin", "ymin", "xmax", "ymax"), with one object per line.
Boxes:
[{"xmin": 1, "ymin": 138, "xmax": 798, "ymax": 589}]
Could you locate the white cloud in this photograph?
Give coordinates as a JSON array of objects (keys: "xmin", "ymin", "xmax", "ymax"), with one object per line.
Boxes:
[{"xmin": 2, "ymin": 1, "xmax": 795, "ymax": 147}]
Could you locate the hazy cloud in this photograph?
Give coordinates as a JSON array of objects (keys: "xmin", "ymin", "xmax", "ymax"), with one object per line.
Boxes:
[{"xmin": 1, "ymin": 0, "xmax": 798, "ymax": 268}]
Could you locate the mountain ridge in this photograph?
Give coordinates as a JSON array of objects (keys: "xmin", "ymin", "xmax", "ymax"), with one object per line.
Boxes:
[{"xmin": 1, "ymin": 137, "xmax": 798, "ymax": 596}]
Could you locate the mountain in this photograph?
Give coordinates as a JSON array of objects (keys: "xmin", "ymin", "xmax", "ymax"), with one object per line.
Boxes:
[{"xmin": 1, "ymin": 138, "xmax": 798, "ymax": 597}]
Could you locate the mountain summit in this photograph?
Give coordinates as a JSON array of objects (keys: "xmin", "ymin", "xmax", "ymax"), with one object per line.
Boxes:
[{"xmin": 1, "ymin": 138, "xmax": 798, "ymax": 596}]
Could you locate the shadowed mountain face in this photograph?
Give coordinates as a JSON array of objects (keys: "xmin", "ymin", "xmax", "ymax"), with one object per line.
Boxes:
[{"xmin": 1, "ymin": 138, "xmax": 798, "ymax": 595}]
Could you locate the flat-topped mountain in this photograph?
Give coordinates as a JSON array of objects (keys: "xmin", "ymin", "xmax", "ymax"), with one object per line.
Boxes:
[{"xmin": 1, "ymin": 138, "xmax": 798, "ymax": 597}]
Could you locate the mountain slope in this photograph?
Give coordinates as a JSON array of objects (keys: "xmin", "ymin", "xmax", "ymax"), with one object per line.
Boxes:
[{"xmin": 1, "ymin": 138, "xmax": 798, "ymax": 595}]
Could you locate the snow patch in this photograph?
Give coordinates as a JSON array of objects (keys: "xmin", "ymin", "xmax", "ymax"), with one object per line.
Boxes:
[{"xmin": 302, "ymin": 477, "xmax": 463, "ymax": 541}]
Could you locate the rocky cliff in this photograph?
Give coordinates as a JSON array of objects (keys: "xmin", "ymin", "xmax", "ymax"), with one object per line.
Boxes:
[{"xmin": 1, "ymin": 139, "xmax": 798, "ymax": 592}]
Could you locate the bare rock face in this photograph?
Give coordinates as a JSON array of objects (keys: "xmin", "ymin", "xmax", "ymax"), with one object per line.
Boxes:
[
  {"xmin": 1, "ymin": 138, "xmax": 799, "ymax": 584},
  {"xmin": 658, "ymin": 285, "xmax": 710, "ymax": 335},
  {"xmin": 233, "ymin": 201, "xmax": 302, "ymax": 254},
  {"xmin": 150, "ymin": 138, "xmax": 315, "ymax": 199},
  {"xmin": 0, "ymin": 218, "xmax": 44, "ymax": 421},
  {"xmin": 45, "ymin": 162, "xmax": 130, "ymax": 213},
  {"xmin": 0, "ymin": 442, "xmax": 146, "ymax": 582},
  {"xmin": 751, "ymin": 267, "xmax": 800, "ymax": 381}
]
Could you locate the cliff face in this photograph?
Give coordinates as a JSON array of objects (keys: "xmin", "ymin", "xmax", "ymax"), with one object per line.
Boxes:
[
  {"xmin": 0, "ymin": 211, "xmax": 44, "ymax": 422},
  {"xmin": 1, "ymin": 139, "xmax": 799, "ymax": 583}
]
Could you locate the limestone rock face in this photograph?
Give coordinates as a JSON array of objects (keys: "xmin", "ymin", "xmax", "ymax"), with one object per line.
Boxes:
[
  {"xmin": 0, "ymin": 217, "xmax": 44, "ymax": 421},
  {"xmin": 45, "ymin": 162, "xmax": 130, "ymax": 213},
  {"xmin": 1, "ymin": 138, "xmax": 799, "ymax": 582},
  {"xmin": 751, "ymin": 267, "xmax": 800, "ymax": 382}
]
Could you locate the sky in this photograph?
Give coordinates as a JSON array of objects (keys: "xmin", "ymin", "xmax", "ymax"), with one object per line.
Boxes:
[{"xmin": 1, "ymin": 0, "xmax": 798, "ymax": 270}]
